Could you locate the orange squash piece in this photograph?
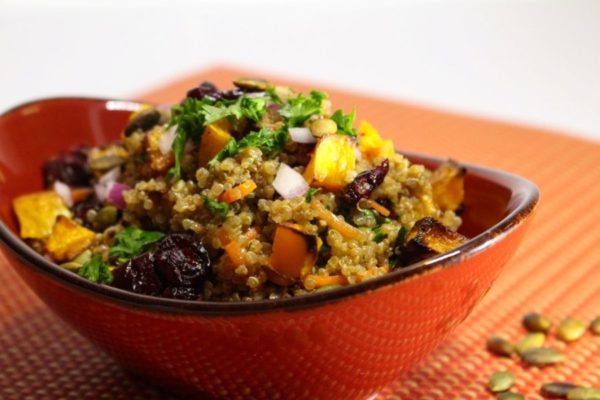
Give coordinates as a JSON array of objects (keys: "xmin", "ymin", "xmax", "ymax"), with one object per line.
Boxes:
[
  {"xmin": 358, "ymin": 120, "xmax": 395, "ymax": 160},
  {"xmin": 268, "ymin": 225, "xmax": 317, "ymax": 282},
  {"xmin": 13, "ymin": 191, "xmax": 71, "ymax": 239},
  {"xmin": 304, "ymin": 134, "xmax": 356, "ymax": 191},
  {"xmin": 431, "ymin": 160, "xmax": 465, "ymax": 212},
  {"xmin": 198, "ymin": 119, "xmax": 233, "ymax": 166},
  {"xmin": 45, "ymin": 216, "xmax": 96, "ymax": 262}
]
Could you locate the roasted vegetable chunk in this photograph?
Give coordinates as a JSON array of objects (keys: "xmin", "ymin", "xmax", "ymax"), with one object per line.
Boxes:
[
  {"xmin": 431, "ymin": 160, "xmax": 465, "ymax": 212},
  {"xmin": 267, "ymin": 224, "xmax": 319, "ymax": 285},
  {"xmin": 45, "ymin": 216, "xmax": 96, "ymax": 262},
  {"xmin": 13, "ymin": 191, "xmax": 71, "ymax": 239},
  {"xmin": 198, "ymin": 120, "xmax": 233, "ymax": 166},
  {"xmin": 399, "ymin": 217, "xmax": 466, "ymax": 265},
  {"xmin": 304, "ymin": 134, "xmax": 356, "ymax": 191}
]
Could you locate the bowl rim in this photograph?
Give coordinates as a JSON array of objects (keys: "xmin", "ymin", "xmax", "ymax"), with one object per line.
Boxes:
[{"xmin": 0, "ymin": 97, "xmax": 540, "ymax": 315}]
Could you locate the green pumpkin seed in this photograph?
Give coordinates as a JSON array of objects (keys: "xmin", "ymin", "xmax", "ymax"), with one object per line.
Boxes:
[
  {"xmin": 522, "ymin": 312, "xmax": 553, "ymax": 333},
  {"xmin": 95, "ymin": 205, "xmax": 119, "ymax": 231},
  {"xmin": 567, "ymin": 387, "xmax": 600, "ymax": 400},
  {"xmin": 589, "ymin": 317, "xmax": 600, "ymax": 335},
  {"xmin": 557, "ymin": 318, "xmax": 586, "ymax": 342},
  {"xmin": 315, "ymin": 284, "xmax": 343, "ymax": 293},
  {"xmin": 520, "ymin": 347, "xmax": 564, "ymax": 366},
  {"xmin": 541, "ymin": 382, "xmax": 579, "ymax": 398},
  {"xmin": 497, "ymin": 392, "xmax": 524, "ymax": 400},
  {"xmin": 515, "ymin": 332, "xmax": 545, "ymax": 355},
  {"xmin": 233, "ymin": 77, "xmax": 269, "ymax": 91},
  {"xmin": 489, "ymin": 371, "xmax": 515, "ymax": 392},
  {"xmin": 486, "ymin": 336, "xmax": 515, "ymax": 357},
  {"xmin": 73, "ymin": 249, "xmax": 92, "ymax": 264},
  {"xmin": 89, "ymin": 154, "xmax": 127, "ymax": 171},
  {"xmin": 309, "ymin": 119, "xmax": 337, "ymax": 137},
  {"xmin": 60, "ymin": 261, "xmax": 83, "ymax": 271}
]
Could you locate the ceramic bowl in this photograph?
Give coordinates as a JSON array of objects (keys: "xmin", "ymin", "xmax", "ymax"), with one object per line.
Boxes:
[{"xmin": 0, "ymin": 98, "xmax": 539, "ymax": 399}]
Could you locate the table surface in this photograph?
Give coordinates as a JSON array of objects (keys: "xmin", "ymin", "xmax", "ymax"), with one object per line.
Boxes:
[
  {"xmin": 0, "ymin": 0, "xmax": 599, "ymax": 142},
  {"xmin": 0, "ymin": 66, "xmax": 599, "ymax": 399}
]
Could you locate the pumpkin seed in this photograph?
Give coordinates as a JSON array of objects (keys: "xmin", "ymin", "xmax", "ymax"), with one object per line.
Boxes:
[
  {"xmin": 497, "ymin": 392, "xmax": 524, "ymax": 400},
  {"xmin": 60, "ymin": 261, "xmax": 83, "ymax": 271},
  {"xmin": 515, "ymin": 332, "xmax": 545, "ymax": 355},
  {"xmin": 89, "ymin": 155, "xmax": 127, "ymax": 171},
  {"xmin": 520, "ymin": 347, "xmax": 564, "ymax": 366},
  {"xmin": 486, "ymin": 336, "xmax": 515, "ymax": 357},
  {"xmin": 95, "ymin": 205, "xmax": 119, "ymax": 230},
  {"xmin": 557, "ymin": 318, "xmax": 586, "ymax": 342},
  {"xmin": 73, "ymin": 249, "xmax": 92, "ymax": 264},
  {"xmin": 310, "ymin": 119, "xmax": 337, "ymax": 137},
  {"xmin": 541, "ymin": 382, "xmax": 579, "ymax": 398},
  {"xmin": 315, "ymin": 284, "xmax": 343, "ymax": 293},
  {"xmin": 124, "ymin": 108, "xmax": 161, "ymax": 136},
  {"xmin": 522, "ymin": 312, "xmax": 553, "ymax": 333},
  {"xmin": 489, "ymin": 371, "xmax": 515, "ymax": 392},
  {"xmin": 567, "ymin": 387, "xmax": 600, "ymax": 400},
  {"xmin": 233, "ymin": 77, "xmax": 269, "ymax": 91},
  {"xmin": 589, "ymin": 317, "xmax": 600, "ymax": 335}
]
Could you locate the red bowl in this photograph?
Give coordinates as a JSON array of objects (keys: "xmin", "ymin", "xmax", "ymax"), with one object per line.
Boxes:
[{"xmin": 0, "ymin": 98, "xmax": 538, "ymax": 399}]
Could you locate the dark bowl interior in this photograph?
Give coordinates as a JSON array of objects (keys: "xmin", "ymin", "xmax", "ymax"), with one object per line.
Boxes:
[{"xmin": 0, "ymin": 97, "xmax": 539, "ymax": 314}]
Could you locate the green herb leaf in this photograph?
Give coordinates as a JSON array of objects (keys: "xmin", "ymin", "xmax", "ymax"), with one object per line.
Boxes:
[
  {"xmin": 78, "ymin": 255, "xmax": 113, "ymax": 284},
  {"xmin": 331, "ymin": 108, "xmax": 357, "ymax": 136},
  {"xmin": 203, "ymin": 96, "xmax": 267, "ymax": 126},
  {"xmin": 109, "ymin": 226, "xmax": 164, "ymax": 264},
  {"xmin": 373, "ymin": 226, "xmax": 387, "ymax": 243},
  {"xmin": 305, "ymin": 188, "xmax": 321, "ymax": 203},
  {"xmin": 203, "ymin": 195, "xmax": 230, "ymax": 219},
  {"xmin": 279, "ymin": 90, "xmax": 327, "ymax": 127},
  {"xmin": 209, "ymin": 128, "xmax": 289, "ymax": 167}
]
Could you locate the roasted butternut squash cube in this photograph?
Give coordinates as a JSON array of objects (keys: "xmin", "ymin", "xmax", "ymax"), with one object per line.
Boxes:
[
  {"xmin": 13, "ymin": 191, "xmax": 71, "ymax": 239},
  {"xmin": 304, "ymin": 134, "xmax": 356, "ymax": 191},
  {"xmin": 267, "ymin": 224, "xmax": 319, "ymax": 284},
  {"xmin": 198, "ymin": 119, "xmax": 233, "ymax": 166},
  {"xmin": 358, "ymin": 120, "xmax": 395, "ymax": 160},
  {"xmin": 431, "ymin": 160, "xmax": 466, "ymax": 212},
  {"xmin": 400, "ymin": 217, "xmax": 466, "ymax": 265},
  {"xmin": 45, "ymin": 216, "xmax": 96, "ymax": 262}
]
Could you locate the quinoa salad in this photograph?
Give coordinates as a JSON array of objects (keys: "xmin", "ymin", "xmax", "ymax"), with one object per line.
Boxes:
[{"xmin": 13, "ymin": 78, "xmax": 467, "ymax": 301}]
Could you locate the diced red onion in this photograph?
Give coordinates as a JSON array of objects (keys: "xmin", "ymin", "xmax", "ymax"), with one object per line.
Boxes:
[
  {"xmin": 107, "ymin": 182, "xmax": 130, "ymax": 209},
  {"xmin": 272, "ymin": 163, "xmax": 309, "ymax": 200},
  {"xmin": 354, "ymin": 144, "xmax": 362, "ymax": 161},
  {"xmin": 158, "ymin": 124, "xmax": 177, "ymax": 155},
  {"xmin": 289, "ymin": 127, "xmax": 316, "ymax": 144},
  {"xmin": 94, "ymin": 167, "xmax": 121, "ymax": 201},
  {"xmin": 53, "ymin": 180, "xmax": 73, "ymax": 207}
]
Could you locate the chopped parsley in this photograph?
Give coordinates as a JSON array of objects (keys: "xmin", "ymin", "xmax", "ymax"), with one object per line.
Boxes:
[
  {"xmin": 331, "ymin": 108, "xmax": 357, "ymax": 136},
  {"xmin": 305, "ymin": 188, "xmax": 321, "ymax": 203},
  {"xmin": 279, "ymin": 90, "xmax": 327, "ymax": 127},
  {"xmin": 389, "ymin": 225, "xmax": 409, "ymax": 269},
  {"xmin": 203, "ymin": 195, "xmax": 230, "ymax": 219},
  {"xmin": 78, "ymin": 255, "xmax": 113, "ymax": 284},
  {"xmin": 108, "ymin": 226, "xmax": 164, "ymax": 264},
  {"xmin": 373, "ymin": 226, "xmax": 387, "ymax": 243},
  {"xmin": 209, "ymin": 128, "xmax": 289, "ymax": 167}
]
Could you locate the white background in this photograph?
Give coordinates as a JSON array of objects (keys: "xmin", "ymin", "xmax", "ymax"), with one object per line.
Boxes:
[{"xmin": 1, "ymin": 0, "xmax": 599, "ymax": 141}]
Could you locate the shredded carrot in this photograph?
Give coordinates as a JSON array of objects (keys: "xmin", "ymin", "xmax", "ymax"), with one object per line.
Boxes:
[
  {"xmin": 219, "ymin": 179, "xmax": 257, "ymax": 203},
  {"xmin": 365, "ymin": 199, "xmax": 391, "ymax": 217},
  {"xmin": 71, "ymin": 188, "xmax": 94, "ymax": 203},
  {"xmin": 306, "ymin": 274, "xmax": 348, "ymax": 288},
  {"xmin": 224, "ymin": 240, "xmax": 245, "ymax": 266},
  {"xmin": 312, "ymin": 201, "xmax": 365, "ymax": 241}
]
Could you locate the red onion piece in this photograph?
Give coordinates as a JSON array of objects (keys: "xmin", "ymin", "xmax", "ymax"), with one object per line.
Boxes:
[
  {"xmin": 94, "ymin": 167, "xmax": 121, "ymax": 201},
  {"xmin": 107, "ymin": 182, "xmax": 130, "ymax": 209},
  {"xmin": 289, "ymin": 127, "xmax": 316, "ymax": 144},
  {"xmin": 159, "ymin": 125, "xmax": 177, "ymax": 155},
  {"xmin": 272, "ymin": 163, "xmax": 309, "ymax": 200},
  {"xmin": 53, "ymin": 180, "xmax": 73, "ymax": 207}
]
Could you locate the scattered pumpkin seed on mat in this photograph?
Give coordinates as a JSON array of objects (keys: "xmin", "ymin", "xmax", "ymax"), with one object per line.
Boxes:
[
  {"xmin": 541, "ymin": 382, "xmax": 579, "ymax": 398},
  {"xmin": 522, "ymin": 312, "xmax": 553, "ymax": 333},
  {"xmin": 589, "ymin": 316, "xmax": 600, "ymax": 335},
  {"xmin": 486, "ymin": 336, "xmax": 515, "ymax": 357},
  {"xmin": 497, "ymin": 392, "xmax": 524, "ymax": 400},
  {"xmin": 557, "ymin": 318, "xmax": 587, "ymax": 342},
  {"xmin": 489, "ymin": 371, "xmax": 515, "ymax": 393},
  {"xmin": 520, "ymin": 347, "xmax": 564, "ymax": 366},
  {"xmin": 515, "ymin": 332, "xmax": 545, "ymax": 355},
  {"xmin": 566, "ymin": 387, "xmax": 600, "ymax": 400}
]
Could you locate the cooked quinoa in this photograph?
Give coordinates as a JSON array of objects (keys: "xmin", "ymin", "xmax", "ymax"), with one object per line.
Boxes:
[{"xmin": 13, "ymin": 78, "xmax": 467, "ymax": 301}]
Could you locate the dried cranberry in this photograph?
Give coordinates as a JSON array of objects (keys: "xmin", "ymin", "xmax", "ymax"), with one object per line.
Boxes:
[
  {"xmin": 112, "ymin": 253, "xmax": 162, "ymax": 296},
  {"xmin": 186, "ymin": 81, "xmax": 244, "ymax": 102},
  {"xmin": 154, "ymin": 234, "xmax": 211, "ymax": 287},
  {"xmin": 341, "ymin": 159, "xmax": 390, "ymax": 204},
  {"xmin": 42, "ymin": 146, "xmax": 92, "ymax": 187},
  {"xmin": 161, "ymin": 286, "xmax": 199, "ymax": 300},
  {"xmin": 72, "ymin": 194, "xmax": 102, "ymax": 225}
]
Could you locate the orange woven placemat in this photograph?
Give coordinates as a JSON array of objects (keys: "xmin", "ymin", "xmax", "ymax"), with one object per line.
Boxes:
[{"xmin": 1, "ymin": 66, "xmax": 599, "ymax": 399}]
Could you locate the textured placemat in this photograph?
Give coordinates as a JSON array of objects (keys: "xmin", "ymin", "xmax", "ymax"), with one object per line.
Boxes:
[{"xmin": 1, "ymin": 66, "xmax": 598, "ymax": 399}]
